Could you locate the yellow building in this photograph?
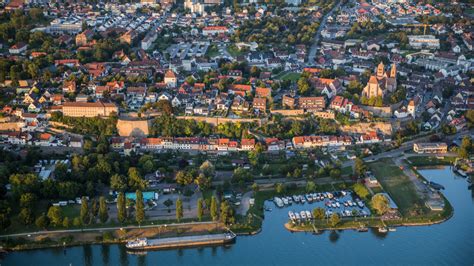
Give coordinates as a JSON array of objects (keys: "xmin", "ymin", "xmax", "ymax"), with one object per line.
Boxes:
[{"xmin": 63, "ymin": 102, "xmax": 118, "ymax": 117}]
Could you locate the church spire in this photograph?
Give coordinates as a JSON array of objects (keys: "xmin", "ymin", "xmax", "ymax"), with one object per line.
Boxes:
[
  {"xmin": 376, "ymin": 62, "xmax": 385, "ymax": 78},
  {"xmin": 390, "ymin": 63, "xmax": 397, "ymax": 78}
]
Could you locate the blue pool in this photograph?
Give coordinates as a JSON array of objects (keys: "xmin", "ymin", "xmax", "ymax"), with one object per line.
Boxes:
[{"xmin": 125, "ymin": 191, "xmax": 157, "ymax": 201}]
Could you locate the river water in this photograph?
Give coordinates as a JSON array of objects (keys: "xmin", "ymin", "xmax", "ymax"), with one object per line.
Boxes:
[{"xmin": 2, "ymin": 167, "xmax": 473, "ymax": 265}]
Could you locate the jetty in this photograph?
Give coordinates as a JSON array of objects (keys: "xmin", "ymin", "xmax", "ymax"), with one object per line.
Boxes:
[{"xmin": 126, "ymin": 231, "xmax": 236, "ymax": 250}]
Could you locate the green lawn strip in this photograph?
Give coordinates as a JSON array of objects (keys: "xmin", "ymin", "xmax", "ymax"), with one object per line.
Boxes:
[
  {"xmin": 406, "ymin": 156, "xmax": 455, "ymax": 167},
  {"xmin": 368, "ymin": 159, "xmax": 424, "ymax": 217}
]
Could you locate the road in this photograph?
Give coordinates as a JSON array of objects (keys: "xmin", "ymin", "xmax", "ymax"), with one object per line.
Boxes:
[
  {"xmin": 307, "ymin": 0, "xmax": 342, "ymax": 65},
  {"xmin": 0, "ymin": 221, "xmax": 219, "ymax": 238},
  {"xmin": 342, "ymin": 129, "xmax": 473, "ymax": 168}
]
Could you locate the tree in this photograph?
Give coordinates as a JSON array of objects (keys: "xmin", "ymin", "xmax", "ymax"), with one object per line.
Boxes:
[
  {"xmin": 330, "ymin": 169, "xmax": 341, "ymax": 179},
  {"xmin": 19, "ymin": 208, "xmax": 34, "ymax": 225},
  {"xmin": 128, "ymin": 167, "xmax": 146, "ymax": 190},
  {"xmin": 210, "ymin": 196, "xmax": 218, "ymax": 221},
  {"xmin": 231, "ymin": 167, "xmax": 252, "ymax": 184},
  {"xmin": 73, "ymin": 217, "xmax": 82, "ymax": 227},
  {"xmin": 251, "ymin": 182, "xmax": 259, "ymax": 193},
  {"xmin": 275, "ymin": 183, "xmax": 285, "ymax": 194},
  {"xmin": 20, "ymin": 193, "xmax": 36, "ymax": 209},
  {"xmin": 135, "ymin": 190, "xmax": 145, "ymax": 225},
  {"xmin": 176, "ymin": 197, "xmax": 183, "ymax": 222},
  {"xmin": 117, "ymin": 192, "xmax": 127, "ymax": 223},
  {"xmin": 99, "ymin": 196, "xmax": 108, "ymax": 223},
  {"xmin": 354, "ymin": 158, "xmax": 366, "ymax": 177},
  {"xmin": 110, "ymin": 174, "xmax": 128, "ymax": 192},
  {"xmin": 312, "ymin": 207, "xmax": 325, "ymax": 220},
  {"xmin": 47, "ymin": 206, "xmax": 63, "ymax": 227},
  {"xmin": 197, "ymin": 198, "xmax": 203, "ymax": 221},
  {"xmin": 219, "ymin": 200, "xmax": 235, "ymax": 225},
  {"xmin": 371, "ymin": 194, "xmax": 390, "ymax": 215},
  {"xmin": 458, "ymin": 136, "xmax": 472, "ymax": 159},
  {"xmin": 176, "ymin": 171, "xmax": 194, "ymax": 186},
  {"xmin": 195, "ymin": 173, "xmax": 211, "ymax": 191},
  {"xmin": 91, "ymin": 198, "xmax": 99, "ymax": 219},
  {"xmin": 62, "ymin": 217, "xmax": 71, "ymax": 228},
  {"xmin": 199, "ymin": 160, "xmax": 215, "ymax": 177},
  {"xmin": 306, "ymin": 181, "xmax": 316, "ymax": 192},
  {"xmin": 35, "ymin": 213, "xmax": 49, "ymax": 229},
  {"xmin": 329, "ymin": 213, "xmax": 341, "ymax": 227},
  {"xmin": 353, "ymin": 183, "xmax": 370, "ymax": 199},
  {"xmin": 80, "ymin": 196, "xmax": 90, "ymax": 225}
]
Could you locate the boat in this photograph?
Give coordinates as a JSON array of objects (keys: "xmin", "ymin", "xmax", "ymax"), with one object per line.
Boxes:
[
  {"xmin": 305, "ymin": 194, "xmax": 313, "ymax": 202},
  {"xmin": 300, "ymin": 211, "xmax": 307, "ymax": 220},
  {"xmin": 454, "ymin": 168, "xmax": 467, "ymax": 178},
  {"xmin": 300, "ymin": 196, "xmax": 306, "ymax": 203},
  {"xmin": 295, "ymin": 212, "xmax": 301, "ymax": 221},
  {"xmin": 288, "ymin": 211, "xmax": 296, "ymax": 221},
  {"xmin": 357, "ymin": 227, "xmax": 368, "ymax": 232},
  {"xmin": 331, "ymin": 203, "xmax": 337, "ymax": 208},
  {"xmin": 378, "ymin": 227, "xmax": 388, "ymax": 233},
  {"xmin": 327, "ymin": 192, "xmax": 334, "ymax": 199},
  {"xmin": 305, "ymin": 210, "xmax": 312, "ymax": 219},
  {"xmin": 343, "ymin": 202, "xmax": 348, "ymax": 207},
  {"xmin": 357, "ymin": 201, "xmax": 364, "ymax": 208},
  {"xmin": 429, "ymin": 181, "xmax": 445, "ymax": 190},
  {"xmin": 126, "ymin": 232, "xmax": 236, "ymax": 250},
  {"xmin": 282, "ymin": 197, "xmax": 289, "ymax": 205},
  {"xmin": 335, "ymin": 202, "xmax": 340, "ymax": 208},
  {"xmin": 293, "ymin": 195, "xmax": 300, "ymax": 203},
  {"xmin": 388, "ymin": 227, "xmax": 397, "ymax": 232},
  {"xmin": 273, "ymin": 197, "xmax": 284, "ymax": 208},
  {"xmin": 287, "ymin": 197, "xmax": 293, "ymax": 204}
]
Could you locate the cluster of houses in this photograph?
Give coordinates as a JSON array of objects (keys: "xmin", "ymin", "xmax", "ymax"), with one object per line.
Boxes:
[{"xmin": 108, "ymin": 130, "xmax": 387, "ymax": 155}]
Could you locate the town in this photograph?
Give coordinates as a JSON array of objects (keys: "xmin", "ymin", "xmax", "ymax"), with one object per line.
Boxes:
[{"xmin": 0, "ymin": 0, "xmax": 473, "ymax": 261}]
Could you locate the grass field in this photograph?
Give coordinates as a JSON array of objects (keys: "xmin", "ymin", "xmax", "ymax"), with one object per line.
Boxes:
[
  {"xmin": 368, "ymin": 159, "xmax": 425, "ymax": 217},
  {"xmin": 277, "ymin": 72, "xmax": 301, "ymax": 81},
  {"xmin": 406, "ymin": 156, "xmax": 455, "ymax": 167}
]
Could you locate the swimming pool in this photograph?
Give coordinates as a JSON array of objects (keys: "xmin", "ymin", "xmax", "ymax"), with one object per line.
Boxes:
[{"xmin": 125, "ymin": 191, "xmax": 158, "ymax": 201}]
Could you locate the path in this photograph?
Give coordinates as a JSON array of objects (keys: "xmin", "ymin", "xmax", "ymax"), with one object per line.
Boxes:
[{"xmin": 0, "ymin": 221, "xmax": 219, "ymax": 239}]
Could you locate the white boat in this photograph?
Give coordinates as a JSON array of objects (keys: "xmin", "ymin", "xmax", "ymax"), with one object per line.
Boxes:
[
  {"xmin": 305, "ymin": 210, "xmax": 312, "ymax": 219},
  {"xmin": 274, "ymin": 197, "xmax": 284, "ymax": 208},
  {"xmin": 282, "ymin": 197, "xmax": 289, "ymax": 205},
  {"xmin": 357, "ymin": 201, "xmax": 364, "ymax": 208},
  {"xmin": 301, "ymin": 196, "xmax": 306, "ymax": 203},
  {"xmin": 300, "ymin": 211, "xmax": 306, "ymax": 220},
  {"xmin": 331, "ymin": 203, "xmax": 337, "ymax": 208},
  {"xmin": 306, "ymin": 194, "xmax": 313, "ymax": 202},
  {"xmin": 295, "ymin": 212, "xmax": 301, "ymax": 220},
  {"xmin": 341, "ymin": 190, "xmax": 347, "ymax": 196},
  {"xmin": 335, "ymin": 202, "xmax": 340, "ymax": 208},
  {"xmin": 288, "ymin": 211, "xmax": 296, "ymax": 220},
  {"xmin": 293, "ymin": 195, "xmax": 300, "ymax": 203},
  {"xmin": 343, "ymin": 202, "xmax": 348, "ymax": 207},
  {"xmin": 327, "ymin": 192, "xmax": 334, "ymax": 199},
  {"xmin": 378, "ymin": 227, "xmax": 388, "ymax": 233},
  {"xmin": 347, "ymin": 200, "xmax": 353, "ymax": 207},
  {"xmin": 287, "ymin": 197, "xmax": 293, "ymax": 204},
  {"xmin": 388, "ymin": 227, "xmax": 397, "ymax": 232}
]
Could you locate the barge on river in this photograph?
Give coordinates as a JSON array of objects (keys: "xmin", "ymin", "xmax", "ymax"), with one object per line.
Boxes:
[{"xmin": 126, "ymin": 232, "xmax": 236, "ymax": 250}]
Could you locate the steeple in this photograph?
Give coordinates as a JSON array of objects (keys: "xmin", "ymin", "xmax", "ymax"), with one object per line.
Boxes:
[
  {"xmin": 390, "ymin": 63, "xmax": 397, "ymax": 78},
  {"xmin": 376, "ymin": 62, "xmax": 385, "ymax": 78}
]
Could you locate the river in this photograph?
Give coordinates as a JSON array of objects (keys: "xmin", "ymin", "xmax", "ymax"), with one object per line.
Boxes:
[{"xmin": 2, "ymin": 167, "xmax": 473, "ymax": 265}]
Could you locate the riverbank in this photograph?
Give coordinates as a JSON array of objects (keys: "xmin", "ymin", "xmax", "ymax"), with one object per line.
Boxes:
[{"xmin": 0, "ymin": 222, "xmax": 227, "ymax": 252}]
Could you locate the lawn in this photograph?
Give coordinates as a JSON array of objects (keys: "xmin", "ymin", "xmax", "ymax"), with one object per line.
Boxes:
[
  {"xmin": 405, "ymin": 156, "xmax": 455, "ymax": 167},
  {"xmin": 278, "ymin": 72, "xmax": 301, "ymax": 81},
  {"xmin": 341, "ymin": 166, "xmax": 353, "ymax": 177},
  {"xmin": 368, "ymin": 159, "xmax": 425, "ymax": 217}
]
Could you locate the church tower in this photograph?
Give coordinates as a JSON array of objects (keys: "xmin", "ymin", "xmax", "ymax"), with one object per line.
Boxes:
[
  {"xmin": 376, "ymin": 62, "xmax": 385, "ymax": 78},
  {"xmin": 390, "ymin": 63, "xmax": 397, "ymax": 78}
]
